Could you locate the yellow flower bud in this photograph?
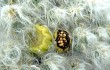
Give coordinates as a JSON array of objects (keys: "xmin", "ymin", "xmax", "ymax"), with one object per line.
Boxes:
[{"xmin": 28, "ymin": 24, "xmax": 52, "ymax": 55}]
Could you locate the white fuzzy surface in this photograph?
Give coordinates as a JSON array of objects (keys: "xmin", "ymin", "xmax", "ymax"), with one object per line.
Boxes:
[{"xmin": 0, "ymin": 0, "xmax": 110, "ymax": 70}]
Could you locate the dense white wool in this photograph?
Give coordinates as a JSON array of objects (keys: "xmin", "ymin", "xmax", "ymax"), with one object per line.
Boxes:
[
  {"xmin": 1, "ymin": 5, "xmax": 22, "ymax": 23},
  {"xmin": 94, "ymin": 43, "xmax": 110, "ymax": 69},
  {"xmin": 42, "ymin": 53, "xmax": 70, "ymax": 70},
  {"xmin": 97, "ymin": 27, "xmax": 110, "ymax": 42},
  {"xmin": 73, "ymin": 27, "xmax": 98, "ymax": 48},
  {"xmin": 107, "ymin": 23, "xmax": 110, "ymax": 37},
  {"xmin": 95, "ymin": 43, "xmax": 110, "ymax": 62},
  {"xmin": 0, "ymin": 40, "xmax": 21, "ymax": 67},
  {"xmin": 68, "ymin": 56, "xmax": 103, "ymax": 70},
  {"xmin": 0, "ymin": 64, "xmax": 19, "ymax": 70},
  {"xmin": 68, "ymin": 58, "xmax": 89, "ymax": 70},
  {"xmin": 0, "ymin": 4, "xmax": 39, "ymax": 25},
  {"xmin": 3, "ymin": 46, "xmax": 21, "ymax": 65},
  {"xmin": 47, "ymin": 7, "xmax": 68, "ymax": 28},
  {"xmin": 0, "ymin": 4, "xmax": 33, "ymax": 37},
  {"xmin": 0, "ymin": 0, "xmax": 110, "ymax": 70},
  {"xmin": 72, "ymin": 27, "xmax": 99, "ymax": 60},
  {"xmin": 20, "ymin": 64, "xmax": 40, "ymax": 70}
]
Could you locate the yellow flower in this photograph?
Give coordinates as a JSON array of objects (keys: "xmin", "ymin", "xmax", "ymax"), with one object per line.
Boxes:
[{"xmin": 28, "ymin": 24, "xmax": 52, "ymax": 55}]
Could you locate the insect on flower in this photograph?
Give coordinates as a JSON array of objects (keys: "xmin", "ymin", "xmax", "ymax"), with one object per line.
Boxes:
[{"xmin": 54, "ymin": 30, "xmax": 72, "ymax": 53}]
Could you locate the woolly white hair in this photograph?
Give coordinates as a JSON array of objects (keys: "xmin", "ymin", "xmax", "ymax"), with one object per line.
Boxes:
[
  {"xmin": 0, "ymin": 0, "xmax": 110, "ymax": 70},
  {"xmin": 41, "ymin": 53, "xmax": 71, "ymax": 70}
]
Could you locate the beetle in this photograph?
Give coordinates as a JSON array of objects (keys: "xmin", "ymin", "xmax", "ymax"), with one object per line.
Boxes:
[{"xmin": 54, "ymin": 30, "xmax": 72, "ymax": 53}]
